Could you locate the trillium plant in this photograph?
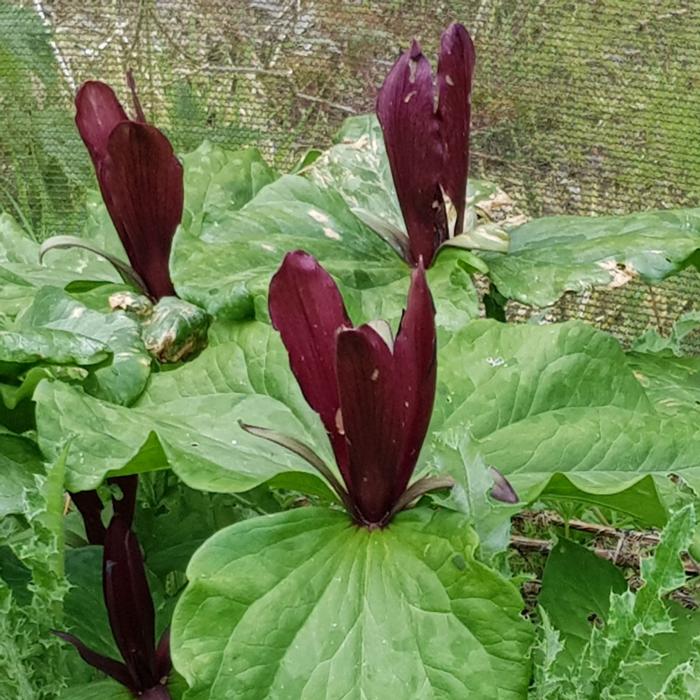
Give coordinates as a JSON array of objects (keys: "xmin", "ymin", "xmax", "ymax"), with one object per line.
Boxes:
[
  {"xmin": 377, "ymin": 23, "xmax": 475, "ymax": 266},
  {"xmin": 55, "ymin": 514, "xmax": 172, "ymax": 700},
  {"xmin": 3, "ymin": 14, "xmax": 700, "ymax": 700},
  {"xmin": 42, "ymin": 74, "xmax": 184, "ymax": 300},
  {"xmin": 244, "ymin": 250, "xmax": 452, "ymax": 527}
]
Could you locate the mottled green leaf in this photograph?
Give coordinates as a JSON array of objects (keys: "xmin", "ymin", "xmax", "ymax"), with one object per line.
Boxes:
[
  {"xmin": 0, "ymin": 328, "xmax": 108, "ymax": 373},
  {"xmin": 0, "ymin": 212, "xmax": 119, "ymax": 318},
  {"xmin": 482, "ymin": 209, "xmax": 700, "ymax": 307},
  {"xmin": 171, "ymin": 507, "xmax": 533, "ymax": 700},
  {"xmin": 307, "ymin": 114, "xmax": 510, "ymax": 253},
  {"xmin": 180, "ymin": 143, "xmax": 278, "ymax": 235},
  {"xmin": 171, "ymin": 172, "xmax": 479, "ymax": 328},
  {"xmin": 627, "ymin": 351, "xmax": 700, "ymax": 416},
  {"xmin": 17, "ymin": 286, "xmax": 150, "ymax": 404}
]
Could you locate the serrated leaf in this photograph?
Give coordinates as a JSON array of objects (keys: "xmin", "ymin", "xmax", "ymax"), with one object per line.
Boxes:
[
  {"xmin": 171, "ymin": 507, "xmax": 533, "ymax": 700},
  {"xmin": 0, "ymin": 434, "xmax": 44, "ymax": 518},
  {"xmin": 539, "ymin": 538, "xmax": 626, "ymax": 668}
]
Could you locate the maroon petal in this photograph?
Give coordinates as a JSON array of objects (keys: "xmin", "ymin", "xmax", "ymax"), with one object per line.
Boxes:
[
  {"xmin": 336, "ymin": 325, "xmax": 401, "ymax": 524},
  {"xmin": 141, "ymin": 685, "xmax": 173, "ymax": 700},
  {"xmin": 268, "ymin": 251, "xmax": 352, "ymax": 472},
  {"xmin": 75, "ymin": 81, "xmax": 128, "ymax": 166},
  {"xmin": 99, "ymin": 121, "xmax": 183, "ymax": 299},
  {"xmin": 392, "ymin": 261, "xmax": 437, "ymax": 500},
  {"xmin": 108, "ymin": 474, "xmax": 138, "ymax": 527},
  {"xmin": 437, "ymin": 23, "xmax": 476, "ymax": 236},
  {"xmin": 155, "ymin": 628, "xmax": 172, "ymax": 681},
  {"xmin": 376, "ymin": 41, "xmax": 447, "ymax": 267},
  {"xmin": 103, "ymin": 515, "xmax": 158, "ymax": 691},
  {"xmin": 53, "ymin": 630, "xmax": 135, "ymax": 691},
  {"xmin": 70, "ymin": 489, "xmax": 106, "ymax": 545}
]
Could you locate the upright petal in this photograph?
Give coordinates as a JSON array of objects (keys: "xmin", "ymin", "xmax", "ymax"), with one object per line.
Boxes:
[
  {"xmin": 110, "ymin": 474, "xmax": 138, "ymax": 526},
  {"xmin": 392, "ymin": 261, "xmax": 437, "ymax": 498},
  {"xmin": 155, "ymin": 628, "xmax": 172, "ymax": 681},
  {"xmin": 75, "ymin": 81, "xmax": 128, "ymax": 166},
  {"xmin": 269, "ymin": 251, "xmax": 352, "ymax": 471},
  {"xmin": 99, "ymin": 122, "xmax": 183, "ymax": 299},
  {"xmin": 437, "ymin": 23, "xmax": 476, "ymax": 237},
  {"xmin": 336, "ymin": 325, "xmax": 402, "ymax": 524},
  {"xmin": 377, "ymin": 41, "xmax": 447, "ymax": 267},
  {"xmin": 70, "ymin": 489, "xmax": 106, "ymax": 545},
  {"xmin": 103, "ymin": 515, "xmax": 157, "ymax": 691}
]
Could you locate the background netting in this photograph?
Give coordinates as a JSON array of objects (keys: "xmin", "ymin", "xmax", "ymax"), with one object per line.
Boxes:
[{"xmin": 1, "ymin": 0, "xmax": 699, "ymax": 348}]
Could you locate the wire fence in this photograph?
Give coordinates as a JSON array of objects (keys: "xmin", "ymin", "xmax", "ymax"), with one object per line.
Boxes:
[{"xmin": 2, "ymin": 0, "xmax": 700, "ymax": 348}]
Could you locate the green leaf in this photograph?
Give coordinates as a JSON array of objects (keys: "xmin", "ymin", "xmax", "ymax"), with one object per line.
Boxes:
[
  {"xmin": 59, "ymin": 681, "xmax": 132, "ymax": 700},
  {"xmin": 180, "ymin": 143, "xmax": 278, "ymax": 234},
  {"xmin": 0, "ymin": 213, "xmax": 119, "ymax": 318},
  {"xmin": 626, "ymin": 351, "xmax": 700, "ymax": 417},
  {"xmin": 482, "ymin": 208, "xmax": 700, "ymax": 307},
  {"xmin": 307, "ymin": 114, "xmax": 510, "ymax": 253},
  {"xmin": 532, "ymin": 506, "xmax": 698, "ymax": 699},
  {"xmin": 171, "ymin": 166, "xmax": 479, "ymax": 329},
  {"xmin": 433, "ymin": 320, "xmax": 699, "ymax": 524},
  {"xmin": 539, "ymin": 538, "xmax": 626, "ymax": 667},
  {"xmin": 17, "ymin": 286, "xmax": 151, "ymax": 405},
  {"xmin": 171, "ymin": 507, "xmax": 533, "ymax": 700},
  {"xmin": 582, "ymin": 505, "xmax": 696, "ymax": 698},
  {"xmin": 64, "ymin": 547, "xmax": 118, "ymax": 659},
  {"xmin": 140, "ymin": 296, "xmax": 209, "ymax": 364},
  {"xmin": 632, "ymin": 310, "xmax": 700, "ymax": 356},
  {"xmin": 0, "ymin": 434, "xmax": 44, "ymax": 518},
  {"xmin": 34, "ymin": 322, "xmax": 329, "ymax": 493},
  {"xmin": 0, "ymin": 328, "xmax": 109, "ymax": 373}
]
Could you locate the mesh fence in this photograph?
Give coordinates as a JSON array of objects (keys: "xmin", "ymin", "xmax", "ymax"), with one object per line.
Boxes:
[{"xmin": 1, "ymin": 0, "xmax": 699, "ymax": 347}]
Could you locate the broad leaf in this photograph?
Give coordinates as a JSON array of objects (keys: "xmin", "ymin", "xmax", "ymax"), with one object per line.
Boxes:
[
  {"xmin": 0, "ymin": 328, "xmax": 108, "ymax": 372},
  {"xmin": 627, "ymin": 351, "xmax": 700, "ymax": 417},
  {"xmin": 34, "ymin": 322, "xmax": 329, "ymax": 493},
  {"xmin": 17, "ymin": 286, "xmax": 151, "ymax": 405},
  {"xmin": 539, "ymin": 538, "xmax": 626, "ymax": 668},
  {"xmin": 171, "ymin": 507, "xmax": 533, "ymax": 700},
  {"xmin": 0, "ymin": 212, "xmax": 119, "ymax": 318},
  {"xmin": 180, "ymin": 142, "xmax": 278, "ymax": 233},
  {"xmin": 482, "ymin": 209, "xmax": 700, "ymax": 307},
  {"xmin": 171, "ymin": 170, "xmax": 480, "ymax": 329},
  {"xmin": 433, "ymin": 320, "xmax": 700, "ymax": 523}
]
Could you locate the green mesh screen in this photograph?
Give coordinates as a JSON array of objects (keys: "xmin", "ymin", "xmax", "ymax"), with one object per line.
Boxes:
[{"xmin": 2, "ymin": 0, "xmax": 699, "ymax": 347}]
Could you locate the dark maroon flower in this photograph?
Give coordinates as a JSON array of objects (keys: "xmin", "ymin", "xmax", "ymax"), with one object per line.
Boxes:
[
  {"xmin": 376, "ymin": 23, "xmax": 475, "ymax": 268},
  {"xmin": 55, "ymin": 515, "xmax": 171, "ymax": 698},
  {"xmin": 251, "ymin": 250, "xmax": 449, "ymax": 527},
  {"xmin": 70, "ymin": 474, "xmax": 138, "ymax": 545},
  {"xmin": 75, "ymin": 78, "xmax": 183, "ymax": 300}
]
